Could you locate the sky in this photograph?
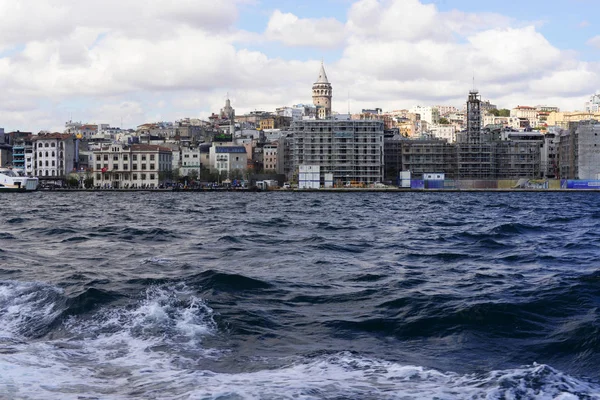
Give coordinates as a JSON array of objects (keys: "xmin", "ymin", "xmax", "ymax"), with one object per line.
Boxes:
[{"xmin": 0, "ymin": 0, "xmax": 599, "ymax": 133}]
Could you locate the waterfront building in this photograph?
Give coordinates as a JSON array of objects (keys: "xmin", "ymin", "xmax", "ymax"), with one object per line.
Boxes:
[
  {"xmin": 384, "ymin": 137, "xmax": 457, "ymax": 180},
  {"xmin": 208, "ymin": 144, "xmax": 248, "ymax": 178},
  {"xmin": 541, "ymin": 128, "xmax": 560, "ymax": 178},
  {"xmin": 556, "ymin": 120, "xmax": 600, "ymax": 179},
  {"xmin": 291, "ymin": 119, "xmax": 384, "ymax": 184},
  {"xmin": 495, "ymin": 131, "xmax": 543, "ymax": 179},
  {"xmin": 0, "ymin": 129, "xmax": 11, "ymax": 167},
  {"xmin": 93, "ymin": 144, "xmax": 172, "ymax": 188},
  {"xmin": 32, "ymin": 133, "xmax": 76, "ymax": 179},
  {"xmin": 178, "ymin": 146, "xmax": 203, "ymax": 178},
  {"xmin": 277, "ymin": 134, "xmax": 294, "ymax": 178},
  {"xmin": 10, "ymin": 132, "xmax": 34, "ymax": 175},
  {"xmin": 456, "ymin": 90, "xmax": 542, "ymax": 179}
]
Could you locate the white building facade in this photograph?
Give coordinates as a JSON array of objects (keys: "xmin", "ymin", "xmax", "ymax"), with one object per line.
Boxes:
[
  {"xmin": 585, "ymin": 94, "xmax": 600, "ymax": 113},
  {"xmin": 511, "ymin": 106, "xmax": 539, "ymax": 127},
  {"xmin": 32, "ymin": 133, "xmax": 76, "ymax": 178},
  {"xmin": 429, "ymin": 124, "xmax": 457, "ymax": 143},
  {"xmin": 93, "ymin": 144, "xmax": 172, "ymax": 188},
  {"xmin": 410, "ymin": 106, "xmax": 440, "ymax": 125},
  {"xmin": 209, "ymin": 145, "xmax": 248, "ymax": 176}
]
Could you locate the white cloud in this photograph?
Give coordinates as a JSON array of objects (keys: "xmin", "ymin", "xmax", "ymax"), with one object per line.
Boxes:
[
  {"xmin": 587, "ymin": 35, "xmax": 600, "ymax": 49},
  {"xmin": 265, "ymin": 10, "xmax": 346, "ymax": 48},
  {"xmin": 0, "ymin": 0, "xmax": 598, "ymax": 132}
]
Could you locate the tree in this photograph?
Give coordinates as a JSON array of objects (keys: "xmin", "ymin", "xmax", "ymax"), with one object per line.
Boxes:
[
  {"xmin": 498, "ymin": 109, "xmax": 511, "ymax": 117},
  {"xmin": 230, "ymin": 169, "xmax": 244, "ymax": 181},
  {"xmin": 189, "ymin": 169, "xmax": 198, "ymax": 181},
  {"xmin": 439, "ymin": 117, "xmax": 450, "ymax": 125},
  {"xmin": 67, "ymin": 176, "xmax": 79, "ymax": 188},
  {"xmin": 219, "ymin": 170, "xmax": 228, "ymax": 182},
  {"xmin": 84, "ymin": 171, "xmax": 94, "ymax": 188}
]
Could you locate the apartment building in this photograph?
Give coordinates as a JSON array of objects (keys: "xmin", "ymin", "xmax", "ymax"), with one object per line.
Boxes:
[
  {"xmin": 263, "ymin": 144, "xmax": 278, "ymax": 171},
  {"xmin": 32, "ymin": 133, "xmax": 76, "ymax": 178}
]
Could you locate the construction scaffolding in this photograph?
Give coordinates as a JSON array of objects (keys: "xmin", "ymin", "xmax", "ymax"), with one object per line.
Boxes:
[{"xmin": 291, "ymin": 119, "xmax": 384, "ymax": 184}]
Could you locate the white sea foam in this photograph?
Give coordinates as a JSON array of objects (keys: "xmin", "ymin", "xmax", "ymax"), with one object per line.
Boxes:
[
  {"xmin": 0, "ymin": 280, "xmax": 64, "ymax": 340},
  {"xmin": 1, "ymin": 281, "xmax": 599, "ymax": 400}
]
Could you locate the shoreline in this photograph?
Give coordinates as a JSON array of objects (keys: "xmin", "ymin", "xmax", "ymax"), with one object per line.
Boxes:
[{"xmin": 28, "ymin": 187, "xmax": 600, "ymax": 193}]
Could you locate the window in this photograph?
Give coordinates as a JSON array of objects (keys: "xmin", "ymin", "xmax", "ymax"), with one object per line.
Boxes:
[
  {"xmin": 123, "ymin": 165, "xmax": 128, "ymax": 170},
  {"xmin": 113, "ymin": 155, "xmax": 119, "ymax": 161},
  {"xmin": 142, "ymin": 164, "xmax": 146, "ymax": 170},
  {"xmin": 45, "ymin": 152, "xmax": 48, "ymax": 157},
  {"xmin": 39, "ymin": 152, "xmax": 42, "ymax": 157},
  {"xmin": 150, "ymin": 164, "xmax": 155, "ymax": 170},
  {"xmin": 133, "ymin": 164, "xmax": 137, "ymax": 170},
  {"xmin": 45, "ymin": 161, "xmax": 48, "ymax": 166},
  {"xmin": 141, "ymin": 174, "xmax": 146, "ymax": 180},
  {"xmin": 39, "ymin": 160, "xmax": 42, "ymax": 166},
  {"xmin": 52, "ymin": 151, "xmax": 55, "ymax": 157},
  {"xmin": 96, "ymin": 174, "xmax": 101, "ymax": 180},
  {"xmin": 45, "ymin": 143, "xmax": 49, "ymax": 148},
  {"xmin": 96, "ymin": 164, "xmax": 101, "ymax": 170},
  {"xmin": 51, "ymin": 170, "xmax": 55, "ymax": 176},
  {"xmin": 132, "ymin": 155, "xmax": 137, "ymax": 161},
  {"xmin": 123, "ymin": 155, "xmax": 128, "ymax": 161},
  {"xmin": 104, "ymin": 155, "xmax": 108, "ymax": 161},
  {"xmin": 133, "ymin": 174, "xmax": 138, "ymax": 180},
  {"xmin": 52, "ymin": 161, "xmax": 55, "ymax": 166},
  {"xmin": 51, "ymin": 142, "xmax": 56, "ymax": 147},
  {"xmin": 141, "ymin": 155, "xmax": 147, "ymax": 161},
  {"xmin": 150, "ymin": 174, "xmax": 155, "ymax": 180},
  {"xmin": 96, "ymin": 155, "xmax": 101, "ymax": 161},
  {"xmin": 150, "ymin": 155, "xmax": 155, "ymax": 161}
]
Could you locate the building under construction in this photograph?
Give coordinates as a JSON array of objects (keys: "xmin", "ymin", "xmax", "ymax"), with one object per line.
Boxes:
[
  {"xmin": 384, "ymin": 136, "xmax": 457, "ymax": 180},
  {"xmin": 456, "ymin": 89, "xmax": 542, "ymax": 179},
  {"xmin": 556, "ymin": 120, "xmax": 600, "ymax": 179},
  {"xmin": 290, "ymin": 119, "xmax": 384, "ymax": 184}
]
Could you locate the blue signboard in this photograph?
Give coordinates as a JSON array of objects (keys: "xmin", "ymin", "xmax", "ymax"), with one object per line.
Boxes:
[
  {"xmin": 411, "ymin": 180, "xmax": 424, "ymax": 189},
  {"xmin": 565, "ymin": 180, "xmax": 600, "ymax": 189}
]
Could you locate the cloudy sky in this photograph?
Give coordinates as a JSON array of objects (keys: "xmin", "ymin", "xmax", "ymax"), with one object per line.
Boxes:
[{"xmin": 1, "ymin": 0, "xmax": 599, "ymax": 132}]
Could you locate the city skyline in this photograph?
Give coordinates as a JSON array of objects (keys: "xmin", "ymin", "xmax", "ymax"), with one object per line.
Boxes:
[{"xmin": 0, "ymin": 0, "xmax": 599, "ymax": 133}]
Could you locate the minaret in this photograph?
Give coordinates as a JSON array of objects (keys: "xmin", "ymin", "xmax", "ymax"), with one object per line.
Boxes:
[
  {"xmin": 312, "ymin": 62, "xmax": 332, "ymax": 119},
  {"xmin": 220, "ymin": 96, "xmax": 235, "ymax": 136}
]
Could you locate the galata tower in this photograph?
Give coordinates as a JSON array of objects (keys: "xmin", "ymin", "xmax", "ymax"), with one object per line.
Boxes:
[{"xmin": 312, "ymin": 62, "xmax": 332, "ymax": 119}]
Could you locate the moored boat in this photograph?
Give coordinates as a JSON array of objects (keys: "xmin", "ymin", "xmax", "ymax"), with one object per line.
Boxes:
[{"xmin": 0, "ymin": 168, "xmax": 39, "ymax": 191}]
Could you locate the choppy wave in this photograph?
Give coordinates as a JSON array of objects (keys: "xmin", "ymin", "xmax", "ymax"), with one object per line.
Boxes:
[{"xmin": 2, "ymin": 192, "xmax": 600, "ymax": 398}]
